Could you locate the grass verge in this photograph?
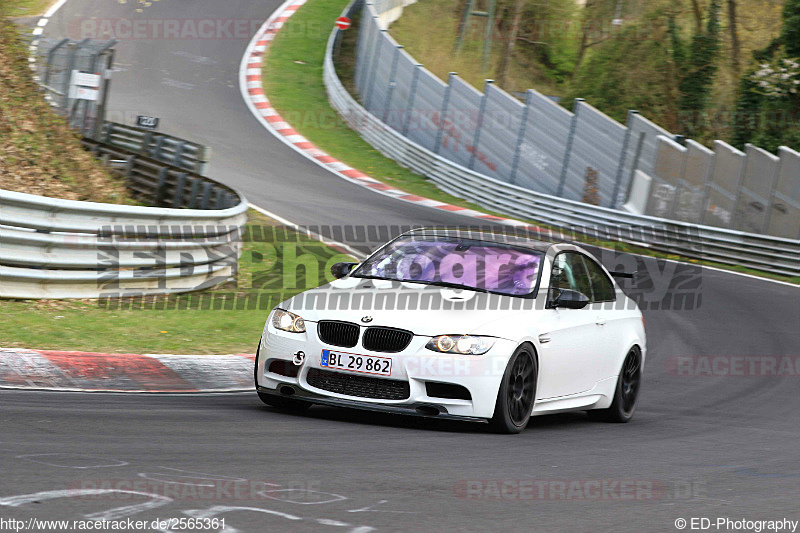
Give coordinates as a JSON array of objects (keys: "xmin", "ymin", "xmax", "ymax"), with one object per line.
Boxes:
[
  {"xmin": 0, "ymin": 209, "xmax": 356, "ymax": 354},
  {"xmin": 2, "ymin": 0, "xmax": 53, "ymax": 18},
  {"xmin": 262, "ymin": 0, "xmax": 798, "ymax": 285},
  {"xmin": 0, "ymin": 12, "xmax": 131, "ymax": 203},
  {"xmin": 262, "ymin": 0, "xmax": 521, "ymax": 214}
]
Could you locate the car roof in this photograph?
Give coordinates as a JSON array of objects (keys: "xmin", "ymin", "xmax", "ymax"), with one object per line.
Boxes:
[{"xmin": 398, "ymin": 227, "xmax": 562, "ymax": 253}]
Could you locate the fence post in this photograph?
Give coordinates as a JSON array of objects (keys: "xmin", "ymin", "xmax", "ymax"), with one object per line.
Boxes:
[
  {"xmin": 727, "ymin": 149, "xmax": 748, "ymax": 230},
  {"xmin": 611, "ymin": 109, "xmax": 638, "ymax": 208},
  {"xmin": 623, "ymin": 132, "xmax": 646, "ymax": 208},
  {"xmin": 434, "ymin": 72, "xmax": 457, "ymax": 154},
  {"xmin": 762, "ymin": 148, "xmax": 786, "ymax": 235},
  {"xmin": 43, "ymin": 38, "xmax": 69, "ymax": 87},
  {"xmin": 382, "ymin": 45, "xmax": 403, "ymax": 123},
  {"xmin": 401, "ymin": 64, "xmax": 422, "ymax": 136},
  {"xmin": 61, "ymin": 39, "xmax": 89, "ymax": 111},
  {"xmin": 93, "ymin": 44, "xmax": 116, "ymax": 140},
  {"xmin": 356, "ymin": 11, "xmax": 378, "ymax": 93},
  {"xmin": 364, "ymin": 29, "xmax": 387, "ymax": 110},
  {"xmin": 557, "ymin": 98, "xmax": 583, "ymax": 198},
  {"xmin": 468, "ymin": 79, "xmax": 493, "ymax": 170},
  {"xmin": 509, "ymin": 90, "xmax": 533, "ymax": 185}
]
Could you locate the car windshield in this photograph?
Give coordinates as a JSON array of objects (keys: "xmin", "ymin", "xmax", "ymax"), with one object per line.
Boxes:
[{"xmin": 352, "ymin": 236, "xmax": 544, "ymax": 296}]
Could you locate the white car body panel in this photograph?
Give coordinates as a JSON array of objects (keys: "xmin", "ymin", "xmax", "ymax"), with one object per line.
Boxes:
[{"xmin": 256, "ymin": 238, "xmax": 646, "ymax": 423}]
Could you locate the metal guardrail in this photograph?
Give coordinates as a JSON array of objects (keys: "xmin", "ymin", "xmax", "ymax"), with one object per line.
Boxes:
[
  {"xmin": 0, "ymin": 142, "xmax": 248, "ymax": 299},
  {"xmin": 100, "ymin": 122, "xmax": 210, "ymax": 174},
  {"xmin": 323, "ymin": 3, "xmax": 800, "ymax": 278}
]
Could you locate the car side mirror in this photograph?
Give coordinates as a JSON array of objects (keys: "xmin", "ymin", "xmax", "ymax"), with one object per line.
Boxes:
[
  {"xmin": 330, "ymin": 262, "xmax": 357, "ymax": 279},
  {"xmin": 551, "ymin": 289, "xmax": 590, "ymax": 309}
]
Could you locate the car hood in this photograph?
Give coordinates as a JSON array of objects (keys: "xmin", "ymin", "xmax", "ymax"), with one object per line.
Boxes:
[{"xmin": 279, "ymin": 278, "xmax": 540, "ymax": 337}]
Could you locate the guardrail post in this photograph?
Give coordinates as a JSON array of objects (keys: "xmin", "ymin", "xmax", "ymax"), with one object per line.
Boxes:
[
  {"xmin": 382, "ymin": 45, "xmax": 403, "ymax": 123},
  {"xmin": 434, "ymin": 72, "xmax": 457, "ymax": 154},
  {"xmin": 364, "ymin": 29, "xmax": 387, "ymax": 111},
  {"xmin": 468, "ymin": 79, "xmax": 493, "ymax": 170},
  {"xmin": 187, "ymin": 177, "xmax": 201, "ymax": 209},
  {"xmin": 200, "ymin": 182, "xmax": 214, "ymax": 209},
  {"xmin": 153, "ymin": 167, "xmax": 168, "ymax": 206},
  {"xmin": 611, "ymin": 110, "xmax": 638, "ymax": 208},
  {"xmin": 153, "ymin": 135, "xmax": 165, "ymax": 161},
  {"xmin": 214, "ymin": 188, "xmax": 225, "ymax": 209},
  {"xmin": 509, "ymin": 90, "xmax": 533, "ymax": 185},
  {"xmin": 103, "ymin": 121, "xmax": 113, "ymax": 144},
  {"xmin": 557, "ymin": 98, "xmax": 583, "ymax": 198},
  {"xmin": 196, "ymin": 145, "xmax": 210, "ymax": 175},
  {"xmin": 401, "ymin": 64, "xmax": 422, "ymax": 136},
  {"xmin": 142, "ymin": 131, "xmax": 153, "ymax": 156},
  {"xmin": 172, "ymin": 172, "xmax": 187, "ymax": 208},
  {"xmin": 173, "ymin": 141, "xmax": 186, "ymax": 169}
]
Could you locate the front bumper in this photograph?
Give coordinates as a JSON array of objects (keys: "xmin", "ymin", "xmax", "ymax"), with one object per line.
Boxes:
[
  {"xmin": 256, "ymin": 320, "xmax": 518, "ymax": 420},
  {"xmin": 256, "ymin": 386, "xmax": 488, "ymax": 423}
]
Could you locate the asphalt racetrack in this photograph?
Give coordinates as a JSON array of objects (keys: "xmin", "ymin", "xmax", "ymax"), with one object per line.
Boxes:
[{"xmin": 3, "ymin": 0, "xmax": 798, "ymax": 531}]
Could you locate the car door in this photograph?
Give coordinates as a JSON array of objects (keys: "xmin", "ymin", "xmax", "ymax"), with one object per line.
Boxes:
[
  {"xmin": 536, "ymin": 252, "xmax": 606, "ymax": 399},
  {"xmin": 582, "ymin": 254, "xmax": 626, "ymax": 381}
]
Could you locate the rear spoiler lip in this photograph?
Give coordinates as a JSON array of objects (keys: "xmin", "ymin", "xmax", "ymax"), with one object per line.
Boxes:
[{"xmin": 610, "ymin": 271, "xmax": 637, "ymax": 279}]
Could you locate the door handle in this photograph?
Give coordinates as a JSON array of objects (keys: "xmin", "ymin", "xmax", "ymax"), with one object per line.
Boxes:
[{"xmin": 595, "ymin": 318, "xmax": 607, "ymax": 326}]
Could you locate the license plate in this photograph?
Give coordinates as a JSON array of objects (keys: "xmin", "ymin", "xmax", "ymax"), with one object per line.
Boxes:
[{"xmin": 320, "ymin": 349, "xmax": 392, "ymax": 376}]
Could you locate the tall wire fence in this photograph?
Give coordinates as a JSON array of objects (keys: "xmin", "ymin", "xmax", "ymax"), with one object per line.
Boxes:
[
  {"xmin": 349, "ymin": 0, "xmax": 800, "ymax": 239},
  {"xmin": 34, "ymin": 38, "xmax": 116, "ymax": 138}
]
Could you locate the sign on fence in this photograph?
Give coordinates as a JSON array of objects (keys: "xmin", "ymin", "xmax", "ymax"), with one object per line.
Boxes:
[
  {"xmin": 69, "ymin": 70, "xmax": 101, "ymax": 101},
  {"xmin": 136, "ymin": 115, "xmax": 160, "ymax": 130}
]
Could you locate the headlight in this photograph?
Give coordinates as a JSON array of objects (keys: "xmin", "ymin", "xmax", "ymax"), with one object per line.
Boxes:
[
  {"xmin": 425, "ymin": 335, "xmax": 495, "ymax": 355},
  {"xmin": 271, "ymin": 308, "xmax": 306, "ymax": 333}
]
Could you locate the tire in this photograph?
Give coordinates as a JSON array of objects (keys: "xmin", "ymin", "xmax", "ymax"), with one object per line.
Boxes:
[
  {"xmin": 588, "ymin": 346, "xmax": 641, "ymax": 423},
  {"xmin": 489, "ymin": 345, "xmax": 537, "ymax": 434},
  {"xmin": 253, "ymin": 339, "xmax": 262, "ymax": 389}
]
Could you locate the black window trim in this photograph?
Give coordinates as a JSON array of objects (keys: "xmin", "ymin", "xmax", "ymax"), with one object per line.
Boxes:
[{"xmin": 549, "ymin": 250, "xmax": 617, "ymax": 304}]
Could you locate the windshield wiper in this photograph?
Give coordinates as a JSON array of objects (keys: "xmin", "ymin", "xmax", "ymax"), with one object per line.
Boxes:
[
  {"xmin": 350, "ymin": 274, "xmax": 394, "ymax": 281},
  {"xmin": 396, "ymin": 279, "xmax": 489, "ymax": 293}
]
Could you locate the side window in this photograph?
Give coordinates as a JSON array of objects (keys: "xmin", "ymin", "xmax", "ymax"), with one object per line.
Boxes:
[
  {"xmin": 583, "ymin": 256, "xmax": 616, "ymax": 302},
  {"xmin": 551, "ymin": 253, "xmax": 592, "ymax": 299},
  {"xmin": 551, "ymin": 254, "xmax": 574, "ymax": 293}
]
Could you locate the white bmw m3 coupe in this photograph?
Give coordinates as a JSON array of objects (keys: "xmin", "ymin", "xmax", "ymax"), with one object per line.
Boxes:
[{"xmin": 255, "ymin": 228, "xmax": 646, "ymax": 433}]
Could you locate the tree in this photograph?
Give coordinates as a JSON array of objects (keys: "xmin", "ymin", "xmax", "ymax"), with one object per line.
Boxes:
[
  {"xmin": 496, "ymin": 0, "xmax": 525, "ymax": 86},
  {"xmin": 676, "ymin": 0, "xmax": 722, "ymax": 137},
  {"xmin": 732, "ymin": 0, "xmax": 800, "ymax": 152},
  {"xmin": 781, "ymin": 0, "xmax": 800, "ymax": 57},
  {"xmin": 727, "ymin": 0, "xmax": 741, "ymax": 76}
]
